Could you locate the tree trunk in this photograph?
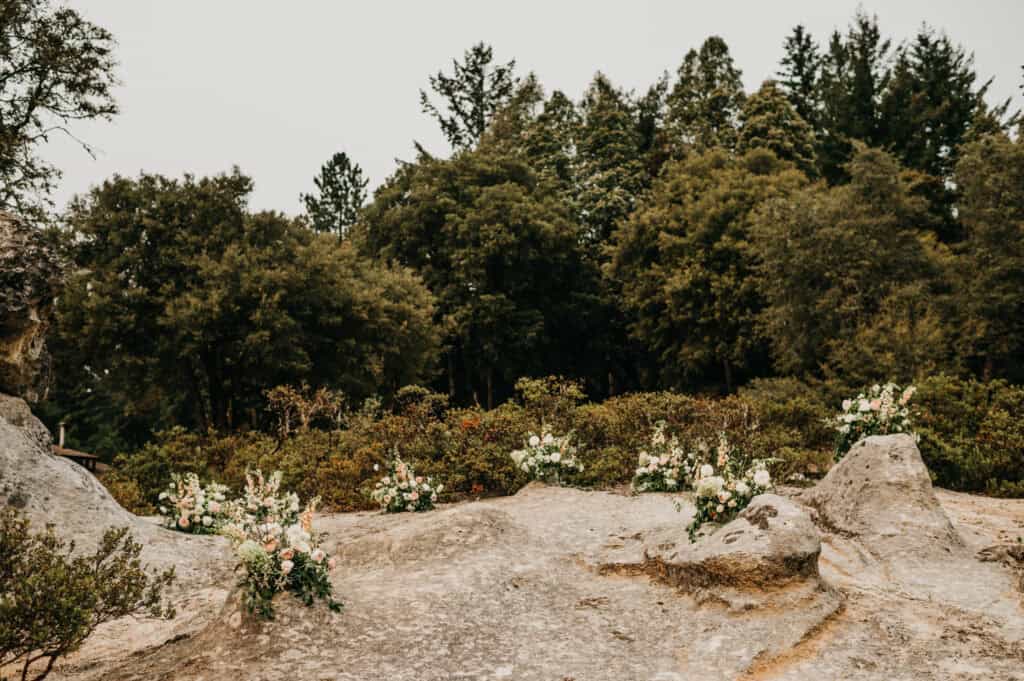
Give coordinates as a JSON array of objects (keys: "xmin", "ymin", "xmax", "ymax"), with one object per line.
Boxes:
[
  {"xmin": 723, "ymin": 357, "xmax": 734, "ymax": 394},
  {"xmin": 447, "ymin": 349, "xmax": 456, "ymax": 400},
  {"xmin": 486, "ymin": 366, "xmax": 494, "ymax": 411}
]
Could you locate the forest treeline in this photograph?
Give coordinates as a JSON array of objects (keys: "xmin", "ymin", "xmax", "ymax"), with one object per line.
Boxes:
[{"xmin": 7, "ymin": 5, "xmax": 1021, "ymax": 456}]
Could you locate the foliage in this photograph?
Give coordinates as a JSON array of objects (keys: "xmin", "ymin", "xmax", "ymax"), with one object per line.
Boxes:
[
  {"xmin": 664, "ymin": 36, "xmax": 746, "ymax": 154},
  {"xmin": 301, "ymin": 151, "xmax": 368, "ymax": 237},
  {"xmin": 752, "ymin": 145, "xmax": 945, "ymax": 380},
  {"xmin": 508, "ymin": 429, "xmax": 583, "ymax": 485},
  {"xmin": 419, "ymin": 42, "xmax": 518, "ymax": 150},
  {"xmin": 914, "ymin": 375, "xmax": 1024, "ymax": 496},
  {"xmin": 0, "ymin": 510, "xmax": 174, "ymax": 681},
  {"xmin": 48, "ymin": 170, "xmax": 438, "ymax": 444},
  {"xmin": 609, "ymin": 148, "xmax": 807, "ymax": 390},
  {"xmin": 631, "ymin": 422, "xmax": 694, "ymax": 493},
  {"xmin": 220, "ymin": 486, "xmax": 340, "ymax": 620},
  {"xmin": 157, "ymin": 472, "xmax": 230, "ymax": 534},
  {"xmin": 265, "ymin": 383, "xmax": 345, "ymax": 438},
  {"xmin": 369, "ymin": 452, "xmax": 442, "ymax": 513},
  {"xmin": 738, "ymin": 80, "xmax": 817, "ymax": 176},
  {"xmin": 0, "ymin": 0, "xmax": 118, "ymax": 221},
  {"xmin": 687, "ymin": 441, "xmax": 773, "ymax": 542},
  {"xmin": 953, "ymin": 133, "xmax": 1024, "ymax": 383},
  {"xmin": 832, "ymin": 382, "xmax": 917, "ymax": 459}
]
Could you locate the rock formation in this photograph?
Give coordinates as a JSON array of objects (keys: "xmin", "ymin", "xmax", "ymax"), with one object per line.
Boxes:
[{"xmin": 0, "ymin": 212, "xmax": 63, "ymax": 402}]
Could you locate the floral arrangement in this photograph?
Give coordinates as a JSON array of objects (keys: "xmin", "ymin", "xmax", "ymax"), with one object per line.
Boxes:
[
  {"xmin": 509, "ymin": 429, "xmax": 583, "ymax": 484},
  {"xmin": 224, "ymin": 469, "xmax": 302, "ymax": 527},
  {"xmin": 220, "ymin": 470, "xmax": 341, "ymax": 619},
  {"xmin": 682, "ymin": 435, "xmax": 773, "ymax": 542},
  {"xmin": 157, "ymin": 472, "xmax": 230, "ymax": 534},
  {"xmin": 369, "ymin": 452, "xmax": 441, "ymax": 513},
  {"xmin": 833, "ymin": 382, "xmax": 917, "ymax": 459},
  {"xmin": 631, "ymin": 421, "xmax": 695, "ymax": 493}
]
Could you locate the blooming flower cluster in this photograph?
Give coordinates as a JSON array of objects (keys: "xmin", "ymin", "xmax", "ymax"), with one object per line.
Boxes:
[
  {"xmin": 157, "ymin": 472, "xmax": 230, "ymax": 534},
  {"xmin": 833, "ymin": 382, "xmax": 917, "ymax": 460},
  {"xmin": 681, "ymin": 435, "xmax": 773, "ymax": 542},
  {"xmin": 224, "ymin": 469, "xmax": 302, "ymax": 527},
  {"xmin": 631, "ymin": 421, "xmax": 695, "ymax": 493},
  {"xmin": 369, "ymin": 453, "xmax": 441, "ymax": 513},
  {"xmin": 220, "ymin": 470, "xmax": 341, "ymax": 619},
  {"xmin": 509, "ymin": 429, "xmax": 583, "ymax": 484}
]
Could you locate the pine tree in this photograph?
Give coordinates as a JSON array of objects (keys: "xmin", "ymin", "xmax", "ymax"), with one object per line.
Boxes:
[
  {"xmin": 817, "ymin": 12, "xmax": 891, "ymax": 183},
  {"xmin": 739, "ymin": 80, "xmax": 817, "ymax": 177},
  {"xmin": 777, "ymin": 25, "xmax": 822, "ymax": 127},
  {"xmin": 301, "ymin": 152, "xmax": 368, "ymax": 237},
  {"xmin": 576, "ymin": 73, "xmax": 648, "ymax": 247},
  {"xmin": 664, "ymin": 36, "xmax": 746, "ymax": 155},
  {"xmin": 419, "ymin": 42, "xmax": 519, "ymax": 150}
]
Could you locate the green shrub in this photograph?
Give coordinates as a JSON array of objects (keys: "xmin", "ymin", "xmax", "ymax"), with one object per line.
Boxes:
[
  {"xmin": 0, "ymin": 510, "xmax": 175, "ymax": 681},
  {"xmin": 915, "ymin": 375, "xmax": 1024, "ymax": 496}
]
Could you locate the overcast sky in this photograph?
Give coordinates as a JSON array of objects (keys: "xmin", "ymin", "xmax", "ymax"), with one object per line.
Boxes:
[{"xmin": 43, "ymin": 0, "xmax": 1023, "ymax": 216}]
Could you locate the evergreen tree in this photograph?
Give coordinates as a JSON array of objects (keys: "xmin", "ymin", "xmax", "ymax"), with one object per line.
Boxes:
[
  {"xmin": 664, "ymin": 36, "xmax": 746, "ymax": 155},
  {"xmin": 739, "ymin": 80, "xmax": 817, "ymax": 177},
  {"xmin": 0, "ymin": 0, "xmax": 118, "ymax": 221},
  {"xmin": 523, "ymin": 89, "xmax": 581, "ymax": 191},
  {"xmin": 608, "ymin": 149, "xmax": 807, "ymax": 392},
  {"xmin": 576, "ymin": 73, "xmax": 648, "ymax": 248},
  {"xmin": 420, "ymin": 42, "xmax": 519, "ymax": 150},
  {"xmin": 817, "ymin": 12, "xmax": 891, "ymax": 183},
  {"xmin": 301, "ymin": 151, "xmax": 368, "ymax": 237},
  {"xmin": 954, "ymin": 133, "xmax": 1024, "ymax": 381},
  {"xmin": 752, "ymin": 145, "xmax": 944, "ymax": 379},
  {"xmin": 880, "ymin": 27, "xmax": 1005, "ymax": 241},
  {"xmin": 777, "ymin": 25, "xmax": 822, "ymax": 127}
]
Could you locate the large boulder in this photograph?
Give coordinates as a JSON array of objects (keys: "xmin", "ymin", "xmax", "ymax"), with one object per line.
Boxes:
[
  {"xmin": 801, "ymin": 434, "xmax": 963, "ymax": 560},
  {"xmin": 0, "ymin": 212, "xmax": 64, "ymax": 401},
  {"xmin": 636, "ymin": 494, "xmax": 824, "ymax": 593}
]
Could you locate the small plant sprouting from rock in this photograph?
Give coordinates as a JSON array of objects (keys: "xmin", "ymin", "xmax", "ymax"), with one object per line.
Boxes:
[
  {"xmin": 0, "ymin": 509, "xmax": 175, "ymax": 681},
  {"xmin": 833, "ymin": 382, "xmax": 917, "ymax": 460},
  {"xmin": 370, "ymin": 451, "xmax": 442, "ymax": 513},
  {"xmin": 509, "ymin": 429, "xmax": 583, "ymax": 485}
]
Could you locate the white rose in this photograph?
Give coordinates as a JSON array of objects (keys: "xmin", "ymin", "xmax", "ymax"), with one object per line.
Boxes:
[
  {"xmin": 699, "ymin": 464, "xmax": 714, "ymax": 479},
  {"xmin": 529, "ymin": 435, "xmax": 540, "ymax": 447},
  {"xmin": 202, "ymin": 515, "xmax": 213, "ymax": 526},
  {"xmin": 550, "ymin": 451, "xmax": 561, "ymax": 463},
  {"xmin": 754, "ymin": 469, "xmax": 771, "ymax": 488},
  {"xmin": 858, "ymin": 399, "xmax": 871, "ymax": 412},
  {"xmin": 735, "ymin": 481, "xmax": 750, "ymax": 496},
  {"xmin": 543, "ymin": 433, "xmax": 554, "ymax": 445},
  {"xmin": 841, "ymin": 399, "xmax": 852, "ymax": 411},
  {"xmin": 280, "ymin": 559, "xmax": 294, "ymax": 575},
  {"xmin": 311, "ymin": 548, "xmax": 325, "ymax": 563}
]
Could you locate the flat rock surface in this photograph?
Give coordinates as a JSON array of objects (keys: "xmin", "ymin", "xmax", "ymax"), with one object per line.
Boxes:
[
  {"xmin": 6, "ymin": 411, "xmax": 1023, "ymax": 681},
  {"xmin": 41, "ymin": 483, "xmax": 1023, "ymax": 681}
]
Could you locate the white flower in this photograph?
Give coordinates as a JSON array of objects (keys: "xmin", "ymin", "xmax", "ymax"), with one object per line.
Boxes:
[
  {"xmin": 529, "ymin": 435, "xmax": 540, "ymax": 447},
  {"xmin": 735, "ymin": 481, "xmax": 750, "ymax": 496},
  {"xmin": 311, "ymin": 548, "xmax": 325, "ymax": 563},
  {"xmin": 237, "ymin": 540, "xmax": 267, "ymax": 564},
  {"xmin": 551, "ymin": 451, "xmax": 562, "ymax": 463},
  {"xmin": 753, "ymin": 469, "xmax": 771, "ymax": 488},
  {"xmin": 202, "ymin": 515, "xmax": 213, "ymax": 527},
  {"xmin": 543, "ymin": 433, "xmax": 554, "ymax": 445},
  {"xmin": 510, "ymin": 450, "xmax": 526, "ymax": 466},
  {"xmin": 373, "ymin": 464, "xmax": 379, "ymax": 471},
  {"xmin": 159, "ymin": 492, "xmax": 169, "ymax": 500},
  {"xmin": 858, "ymin": 399, "xmax": 871, "ymax": 412},
  {"xmin": 280, "ymin": 559, "xmax": 294, "ymax": 575},
  {"xmin": 841, "ymin": 399, "xmax": 852, "ymax": 411},
  {"xmin": 695, "ymin": 476, "xmax": 724, "ymax": 498},
  {"xmin": 699, "ymin": 464, "xmax": 714, "ymax": 479}
]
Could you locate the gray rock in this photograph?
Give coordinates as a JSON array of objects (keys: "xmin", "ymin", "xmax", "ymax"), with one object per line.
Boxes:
[
  {"xmin": 0, "ymin": 212, "xmax": 64, "ymax": 401},
  {"xmin": 801, "ymin": 434, "xmax": 963, "ymax": 560},
  {"xmin": 640, "ymin": 494, "xmax": 824, "ymax": 593},
  {"xmin": 0, "ymin": 392, "xmax": 52, "ymax": 450}
]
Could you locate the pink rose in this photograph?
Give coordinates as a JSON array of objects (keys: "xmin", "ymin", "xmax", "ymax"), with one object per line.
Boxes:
[
  {"xmin": 279, "ymin": 548, "xmax": 294, "ymax": 561},
  {"xmin": 280, "ymin": 559, "xmax": 294, "ymax": 575},
  {"xmin": 327, "ymin": 557, "xmax": 336, "ymax": 571},
  {"xmin": 178, "ymin": 516, "xmax": 190, "ymax": 529},
  {"xmin": 208, "ymin": 501, "xmax": 221, "ymax": 513},
  {"xmin": 410, "ymin": 492, "xmax": 419, "ymax": 501},
  {"xmin": 263, "ymin": 539, "xmax": 278, "ymax": 553},
  {"xmin": 870, "ymin": 399, "xmax": 881, "ymax": 410},
  {"xmin": 311, "ymin": 548, "xmax": 325, "ymax": 563},
  {"xmin": 415, "ymin": 476, "xmax": 424, "ymax": 484}
]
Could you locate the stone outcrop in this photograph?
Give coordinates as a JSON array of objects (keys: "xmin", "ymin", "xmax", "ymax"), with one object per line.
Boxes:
[
  {"xmin": 0, "ymin": 212, "xmax": 64, "ymax": 402},
  {"xmin": 638, "ymin": 494, "xmax": 824, "ymax": 593},
  {"xmin": 801, "ymin": 434, "xmax": 963, "ymax": 559}
]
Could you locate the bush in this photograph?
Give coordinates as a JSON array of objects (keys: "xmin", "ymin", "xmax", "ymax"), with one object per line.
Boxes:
[
  {"xmin": 915, "ymin": 375, "xmax": 1024, "ymax": 496},
  {"xmin": 0, "ymin": 510, "xmax": 175, "ymax": 681}
]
